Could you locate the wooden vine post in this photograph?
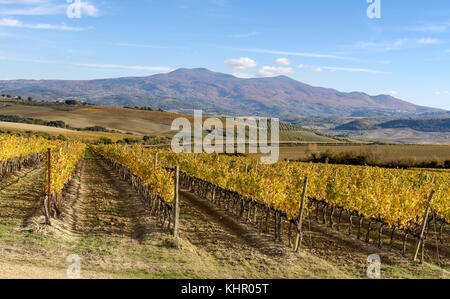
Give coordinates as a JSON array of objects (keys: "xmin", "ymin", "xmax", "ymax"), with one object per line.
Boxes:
[
  {"xmin": 413, "ymin": 190, "xmax": 435, "ymax": 262},
  {"xmin": 46, "ymin": 148, "xmax": 52, "ymax": 224},
  {"xmin": 173, "ymin": 166, "xmax": 180, "ymax": 240},
  {"xmin": 154, "ymin": 152, "xmax": 158, "ymax": 170},
  {"xmin": 295, "ymin": 176, "xmax": 309, "ymax": 252}
]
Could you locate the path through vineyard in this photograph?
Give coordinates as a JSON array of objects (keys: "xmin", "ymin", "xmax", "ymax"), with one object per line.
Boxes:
[
  {"xmin": 0, "ymin": 164, "xmax": 44, "ymax": 225},
  {"xmin": 0, "ymin": 154, "xmax": 448, "ymax": 278}
]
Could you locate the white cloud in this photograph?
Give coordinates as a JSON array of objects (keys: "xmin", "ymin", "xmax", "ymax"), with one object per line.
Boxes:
[
  {"xmin": 435, "ymin": 91, "xmax": 441, "ymax": 95},
  {"xmin": 0, "ymin": 17, "xmax": 86, "ymax": 31},
  {"xmin": 76, "ymin": 63, "xmax": 173, "ymax": 72},
  {"xmin": 407, "ymin": 23, "xmax": 449, "ymax": 33},
  {"xmin": 0, "ymin": 1, "xmax": 98, "ymax": 17},
  {"xmin": 0, "ymin": 5, "xmax": 65, "ymax": 16},
  {"xmin": 224, "ymin": 57, "xmax": 257, "ymax": 70},
  {"xmin": 389, "ymin": 91, "xmax": 399, "ymax": 96},
  {"xmin": 230, "ymin": 47, "xmax": 351, "ymax": 60},
  {"xmin": 0, "ymin": 18, "xmax": 21, "ymax": 27},
  {"xmin": 0, "ymin": 0, "xmax": 50, "ymax": 4},
  {"xmin": 77, "ymin": 2, "xmax": 99, "ymax": 17},
  {"xmin": 298, "ymin": 64, "xmax": 385, "ymax": 74},
  {"xmin": 417, "ymin": 38, "xmax": 440, "ymax": 45},
  {"xmin": 216, "ymin": 45, "xmax": 387, "ymax": 64},
  {"xmin": 256, "ymin": 66, "xmax": 293, "ymax": 77},
  {"xmin": 0, "ymin": 54, "xmax": 174, "ymax": 75},
  {"xmin": 232, "ymin": 72, "xmax": 254, "ymax": 79},
  {"xmin": 352, "ymin": 39, "xmax": 408, "ymax": 52},
  {"xmin": 274, "ymin": 58, "xmax": 291, "ymax": 66},
  {"xmin": 324, "ymin": 66, "xmax": 384, "ymax": 74},
  {"xmin": 351, "ymin": 37, "xmax": 441, "ymax": 52}
]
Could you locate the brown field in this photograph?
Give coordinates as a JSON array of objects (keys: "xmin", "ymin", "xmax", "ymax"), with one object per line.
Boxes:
[
  {"xmin": 276, "ymin": 143, "xmax": 450, "ymax": 164},
  {"xmin": 0, "ymin": 121, "xmax": 135, "ymax": 142},
  {"xmin": 0, "ymin": 102, "xmax": 341, "ymax": 142},
  {"xmin": 0, "ymin": 103, "xmax": 190, "ymax": 136}
]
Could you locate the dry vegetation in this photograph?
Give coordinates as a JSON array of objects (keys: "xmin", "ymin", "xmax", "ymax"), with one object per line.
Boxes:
[
  {"xmin": 0, "ymin": 101, "xmax": 341, "ymax": 143},
  {"xmin": 0, "ymin": 101, "xmax": 448, "ymax": 278},
  {"xmin": 0, "ymin": 102, "xmax": 190, "ymax": 136},
  {"xmin": 0, "ymin": 121, "xmax": 134, "ymax": 142},
  {"xmin": 276, "ymin": 143, "xmax": 450, "ymax": 166},
  {"xmin": 0, "ymin": 150, "xmax": 448, "ymax": 279}
]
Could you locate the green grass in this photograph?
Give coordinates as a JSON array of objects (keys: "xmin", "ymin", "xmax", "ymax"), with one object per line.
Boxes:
[
  {"xmin": 84, "ymin": 148, "xmax": 96, "ymax": 160},
  {"xmin": 279, "ymin": 130, "xmax": 339, "ymax": 142}
]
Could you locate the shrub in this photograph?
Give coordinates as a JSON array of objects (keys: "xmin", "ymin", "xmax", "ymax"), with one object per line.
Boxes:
[
  {"xmin": 57, "ymin": 134, "xmax": 69, "ymax": 141},
  {"xmin": 97, "ymin": 137, "xmax": 113, "ymax": 145},
  {"xmin": 444, "ymin": 160, "xmax": 450, "ymax": 169}
]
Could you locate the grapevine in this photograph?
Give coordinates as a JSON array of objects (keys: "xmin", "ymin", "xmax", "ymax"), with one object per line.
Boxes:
[{"xmin": 156, "ymin": 150, "xmax": 449, "ymax": 229}]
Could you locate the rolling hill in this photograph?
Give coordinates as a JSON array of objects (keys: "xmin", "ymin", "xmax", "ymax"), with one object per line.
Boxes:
[
  {"xmin": 377, "ymin": 118, "xmax": 450, "ymax": 132},
  {"xmin": 334, "ymin": 118, "xmax": 450, "ymax": 132},
  {"xmin": 0, "ymin": 68, "xmax": 444, "ymax": 119},
  {"xmin": 0, "ymin": 101, "xmax": 341, "ymax": 143}
]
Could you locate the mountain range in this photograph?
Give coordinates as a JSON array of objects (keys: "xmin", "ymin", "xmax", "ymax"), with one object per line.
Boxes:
[{"xmin": 0, "ymin": 68, "xmax": 445, "ymax": 119}]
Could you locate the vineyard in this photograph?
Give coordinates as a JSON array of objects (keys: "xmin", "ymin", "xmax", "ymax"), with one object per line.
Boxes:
[
  {"xmin": 91, "ymin": 144, "xmax": 449, "ymax": 262},
  {"xmin": 0, "ymin": 135, "xmax": 86, "ymax": 223},
  {"xmin": 0, "ymin": 136, "xmax": 448, "ymax": 277},
  {"xmin": 92, "ymin": 144, "xmax": 449, "ymax": 225}
]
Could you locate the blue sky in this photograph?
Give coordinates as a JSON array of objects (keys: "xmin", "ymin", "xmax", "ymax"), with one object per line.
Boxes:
[{"xmin": 0, "ymin": 0, "xmax": 449, "ymax": 110}]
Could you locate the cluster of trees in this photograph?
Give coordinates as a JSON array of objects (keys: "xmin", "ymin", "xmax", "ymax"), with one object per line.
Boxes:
[
  {"xmin": 123, "ymin": 106, "xmax": 165, "ymax": 112},
  {"xmin": 0, "ymin": 129, "xmax": 68, "ymax": 141},
  {"xmin": 0, "ymin": 114, "xmax": 66, "ymax": 128},
  {"xmin": 96, "ymin": 135, "xmax": 171, "ymax": 146},
  {"xmin": 378, "ymin": 118, "xmax": 450, "ymax": 133},
  {"xmin": 83, "ymin": 126, "xmax": 120, "ymax": 133},
  {"xmin": 63, "ymin": 99, "xmax": 87, "ymax": 106},
  {"xmin": 1, "ymin": 94, "xmax": 33, "ymax": 101},
  {"xmin": 0, "ymin": 95, "xmax": 93, "ymax": 107},
  {"xmin": 0, "ymin": 114, "xmax": 120, "ymax": 134},
  {"xmin": 304, "ymin": 151, "xmax": 450, "ymax": 169}
]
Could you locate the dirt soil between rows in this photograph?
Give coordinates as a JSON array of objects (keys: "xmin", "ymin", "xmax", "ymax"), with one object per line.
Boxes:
[{"xmin": 0, "ymin": 153, "xmax": 448, "ymax": 278}]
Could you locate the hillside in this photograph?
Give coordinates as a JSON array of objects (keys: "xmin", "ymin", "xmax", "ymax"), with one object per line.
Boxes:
[
  {"xmin": 333, "ymin": 118, "xmax": 450, "ymax": 133},
  {"xmin": 335, "ymin": 119, "xmax": 373, "ymax": 130},
  {"xmin": 293, "ymin": 116, "xmax": 450, "ymax": 144},
  {"xmin": 0, "ymin": 68, "xmax": 444, "ymax": 119},
  {"xmin": 0, "ymin": 100, "xmax": 340, "ymax": 142},
  {"xmin": 377, "ymin": 118, "xmax": 450, "ymax": 132}
]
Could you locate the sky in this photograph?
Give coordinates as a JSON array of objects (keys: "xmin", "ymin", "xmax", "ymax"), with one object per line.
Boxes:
[{"xmin": 0, "ymin": 0, "xmax": 449, "ymax": 110}]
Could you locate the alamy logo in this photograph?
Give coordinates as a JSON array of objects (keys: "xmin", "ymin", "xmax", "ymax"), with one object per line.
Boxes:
[
  {"xmin": 367, "ymin": 0, "xmax": 381, "ymax": 19},
  {"xmin": 66, "ymin": 0, "xmax": 82, "ymax": 19},
  {"xmin": 66, "ymin": 254, "xmax": 81, "ymax": 279},
  {"xmin": 171, "ymin": 110, "xmax": 279, "ymax": 164},
  {"xmin": 367, "ymin": 254, "xmax": 381, "ymax": 279}
]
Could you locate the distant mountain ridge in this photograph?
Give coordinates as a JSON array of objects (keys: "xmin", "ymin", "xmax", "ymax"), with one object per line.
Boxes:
[{"xmin": 0, "ymin": 68, "xmax": 445, "ymax": 119}]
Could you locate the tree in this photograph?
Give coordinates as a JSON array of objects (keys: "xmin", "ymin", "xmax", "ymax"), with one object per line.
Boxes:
[
  {"xmin": 27, "ymin": 97, "xmax": 33, "ymax": 101},
  {"xmin": 445, "ymin": 160, "xmax": 450, "ymax": 169},
  {"xmin": 97, "ymin": 137, "xmax": 113, "ymax": 145},
  {"xmin": 57, "ymin": 134, "xmax": 69, "ymax": 141},
  {"xmin": 65, "ymin": 99, "xmax": 81, "ymax": 105}
]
